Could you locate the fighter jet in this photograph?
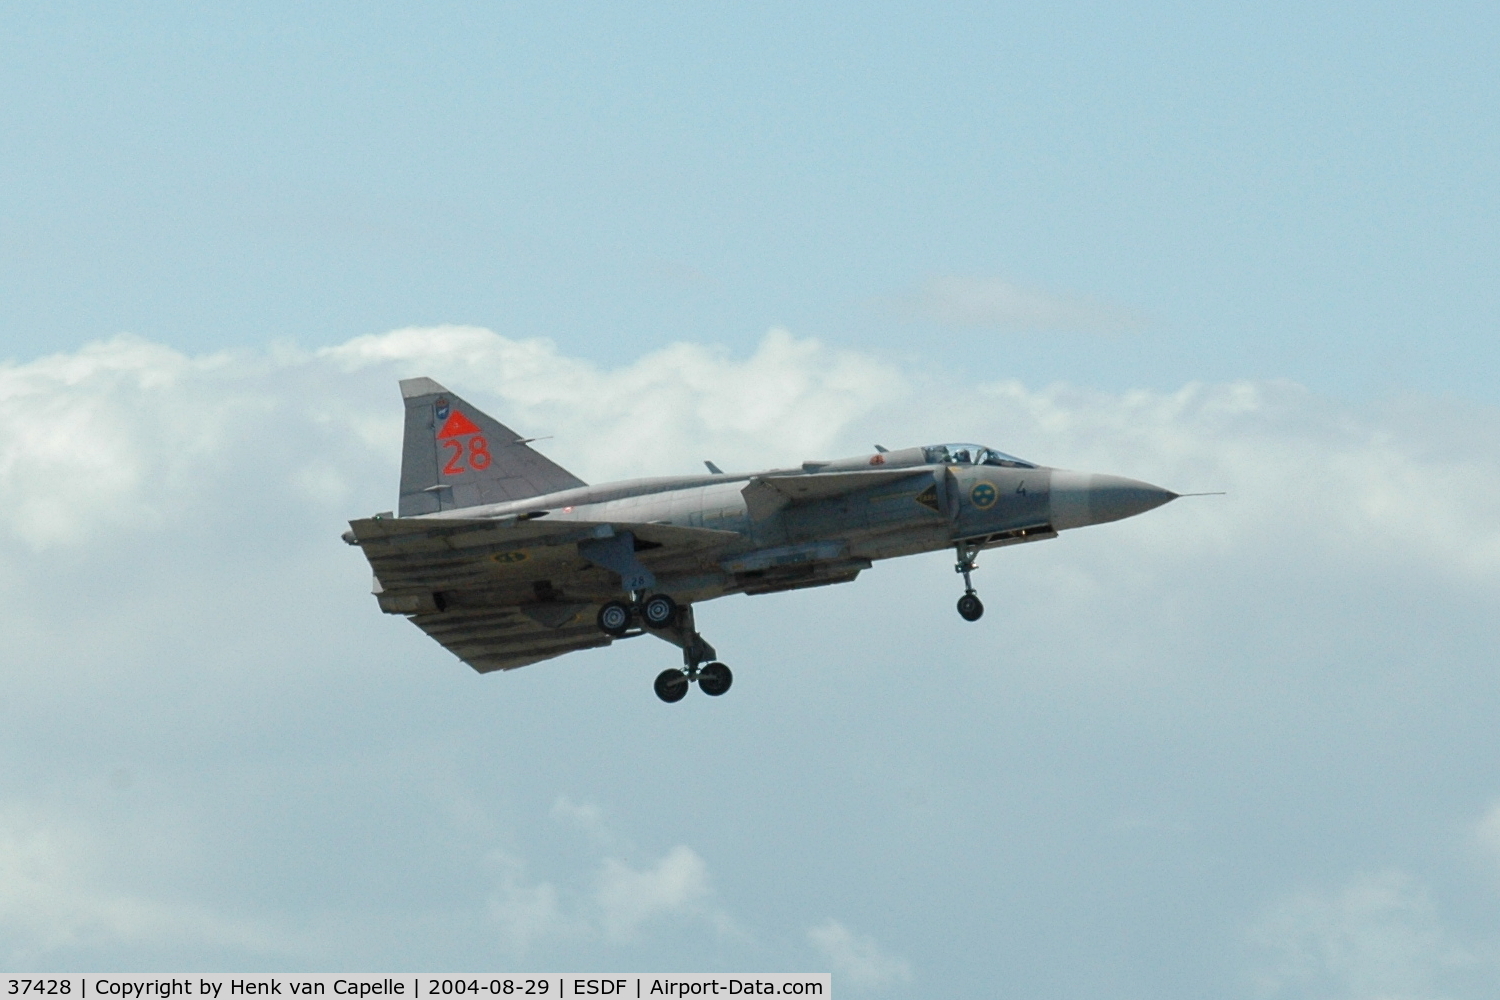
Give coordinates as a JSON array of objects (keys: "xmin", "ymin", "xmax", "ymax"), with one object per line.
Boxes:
[{"xmin": 345, "ymin": 378, "xmax": 1178, "ymax": 702}]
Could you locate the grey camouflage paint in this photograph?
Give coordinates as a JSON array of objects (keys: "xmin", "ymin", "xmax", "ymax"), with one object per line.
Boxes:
[{"xmin": 347, "ymin": 378, "xmax": 1177, "ymax": 674}]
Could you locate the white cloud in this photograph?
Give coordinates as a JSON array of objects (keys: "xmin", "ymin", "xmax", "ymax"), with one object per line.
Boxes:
[
  {"xmin": 3, "ymin": 326, "xmax": 1500, "ymax": 979},
  {"xmin": 1475, "ymin": 802, "xmax": 1500, "ymax": 865},
  {"xmin": 12, "ymin": 789, "xmax": 738, "ymax": 967},
  {"xmin": 484, "ymin": 851, "xmax": 581, "ymax": 958},
  {"xmin": 547, "ymin": 799, "xmax": 729, "ymax": 946},
  {"xmin": 5, "ymin": 324, "xmax": 1499, "ymax": 592},
  {"xmin": 0, "ymin": 335, "xmax": 266, "ymax": 547},
  {"xmin": 807, "ymin": 919, "xmax": 912, "ymax": 992},
  {"xmin": 595, "ymin": 845, "xmax": 713, "ymax": 943},
  {"xmin": 481, "ymin": 839, "xmax": 722, "ymax": 953},
  {"xmin": 0, "ymin": 804, "xmax": 291, "ymax": 965},
  {"xmin": 1246, "ymin": 870, "xmax": 1492, "ymax": 1000},
  {"xmin": 954, "ymin": 378, "xmax": 1500, "ymax": 583},
  {"xmin": 898, "ymin": 275, "xmax": 1147, "ymax": 332},
  {"xmin": 551, "ymin": 795, "xmax": 616, "ymax": 849},
  {"xmin": 0, "ymin": 326, "xmax": 911, "ymax": 554},
  {"xmin": 319, "ymin": 324, "xmax": 908, "ymax": 479}
]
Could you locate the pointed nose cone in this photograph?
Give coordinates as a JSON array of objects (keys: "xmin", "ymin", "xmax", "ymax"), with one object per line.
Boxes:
[
  {"xmin": 1049, "ymin": 470, "xmax": 1177, "ymax": 530},
  {"xmin": 1089, "ymin": 474, "xmax": 1177, "ymax": 524}
]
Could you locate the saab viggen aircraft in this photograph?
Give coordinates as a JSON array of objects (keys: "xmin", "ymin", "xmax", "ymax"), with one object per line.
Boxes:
[{"xmin": 345, "ymin": 378, "xmax": 1179, "ymax": 702}]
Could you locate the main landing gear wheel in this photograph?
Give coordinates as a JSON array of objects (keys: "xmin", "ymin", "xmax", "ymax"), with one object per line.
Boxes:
[
  {"xmin": 957, "ymin": 593, "xmax": 985, "ymax": 622},
  {"xmin": 641, "ymin": 593, "xmax": 678, "ymax": 629},
  {"xmin": 597, "ymin": 600, "xmax": 632, "ymax": 637},
  {"xmin": 654, "ymin": 669, "xmax": 690, "ymax": 703},
  {"xmin": 698, "ymin": 661, "xmax": 733, "ymax": 696},
  {"xmin": 646, "ymin": 603, "xmax": 732, "ymax": 703}
]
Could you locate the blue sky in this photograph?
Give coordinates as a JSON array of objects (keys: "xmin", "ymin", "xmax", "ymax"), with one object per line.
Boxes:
[
  {"xmin": 5, "ymin": 4, "xmax": 1496, "ymax": 396},
  {"xmin": 3, "ymin": 5, "xmax": 1500, "ymax": 997}
]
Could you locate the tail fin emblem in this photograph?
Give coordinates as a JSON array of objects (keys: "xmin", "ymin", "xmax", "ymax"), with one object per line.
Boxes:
[{"xmin": 438, "ymin": 411, "xmax": 482, "ymax": 438}]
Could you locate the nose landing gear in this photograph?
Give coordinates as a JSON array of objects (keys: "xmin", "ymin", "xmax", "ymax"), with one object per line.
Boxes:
[{"xmin": 955, "ymin": 542, "xmax": 985, "ymax": 621}]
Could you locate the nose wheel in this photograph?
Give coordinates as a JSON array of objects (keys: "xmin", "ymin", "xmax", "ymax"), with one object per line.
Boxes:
[{"xmin": 954, "ymin": 542, "xmax": 985, "ymax": 621}]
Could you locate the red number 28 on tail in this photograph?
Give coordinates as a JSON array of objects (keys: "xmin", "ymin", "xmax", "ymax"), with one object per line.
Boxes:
[{"xmin": 442, "ymin": 435, "xmax": 491, "ymax": 475}]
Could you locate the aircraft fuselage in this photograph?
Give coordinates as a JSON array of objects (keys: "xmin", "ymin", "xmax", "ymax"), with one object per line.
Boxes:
[
  {"xmin": 348, "ymin": 377, "xmax": 1180, "ymax": 697},
  {"xmin": 411, "ymin": 458, "xmax": 1172, "ymax": 604}
]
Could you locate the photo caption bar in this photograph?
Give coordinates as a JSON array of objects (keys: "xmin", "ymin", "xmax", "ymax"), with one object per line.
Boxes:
[{"xmin": 3, "ymin": 975, "xmax": 830, "ymax": 999}]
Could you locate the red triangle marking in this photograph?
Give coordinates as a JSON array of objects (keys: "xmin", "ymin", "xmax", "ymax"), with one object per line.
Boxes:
[{"xmin": 437, "ymin": 411, "xmax": 482, "ymax": 438}]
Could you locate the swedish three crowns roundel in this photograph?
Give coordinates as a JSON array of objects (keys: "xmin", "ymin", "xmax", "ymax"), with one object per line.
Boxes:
[{"xmin": 970, "ymin": 481, "xmax": 998, "ymax": 509}]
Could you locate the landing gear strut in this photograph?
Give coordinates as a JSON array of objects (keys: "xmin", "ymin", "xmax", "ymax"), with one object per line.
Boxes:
[
  {"xmin": 955, "ymin": 542, "xmax": 985, "ymax": 622},
  {"xmin": 593, "ymin": 593, "xmax": 733, "ymax": 701},
  {"xmin": 653, "ymin": 604, "xmax": 731, "ymax": 702}
]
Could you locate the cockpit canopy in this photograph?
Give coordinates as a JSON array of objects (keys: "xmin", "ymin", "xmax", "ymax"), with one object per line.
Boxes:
[{"xmin": 923, "ymin": 443, "xmax": 1035, "ymax": 469}]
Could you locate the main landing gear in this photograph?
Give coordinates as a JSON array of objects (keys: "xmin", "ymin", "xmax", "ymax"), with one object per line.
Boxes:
[
  {"xmin": 954, "ymin": 542, "xmax": 985, "ymax": 622},
  {"xmin": 595, "ymin": 593, "xmax": 733, "ymax": 702},
  {"xmin": 598, "ymin": 591, "xmax": 681, "ymax": 636},
  {"xmin": 654, "ymin": 659, "xmax": 733, "ymax": 703},
  {"xmin": 653, "ymin": 668, "xmax": 690, "ymax": 702},
  {"xmin": 650, "ymin": 601, "xmax": 733, "ymax": 703}
]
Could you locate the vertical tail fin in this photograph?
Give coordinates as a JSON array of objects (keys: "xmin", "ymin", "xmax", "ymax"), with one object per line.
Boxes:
[{"xmin": 397, "ymin": 377, "xmax": 587, "ymax": 516}]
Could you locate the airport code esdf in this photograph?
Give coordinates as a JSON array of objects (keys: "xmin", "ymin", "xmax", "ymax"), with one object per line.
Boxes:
[{"xmin": 4, "ymin": 980, "xmax": 826, "ymax": 999}]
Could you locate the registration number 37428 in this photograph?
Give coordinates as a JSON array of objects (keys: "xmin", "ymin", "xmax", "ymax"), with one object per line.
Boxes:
[{"xmin": 8, "ymin": 984, "xmax": 71, "ymax": 995}]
